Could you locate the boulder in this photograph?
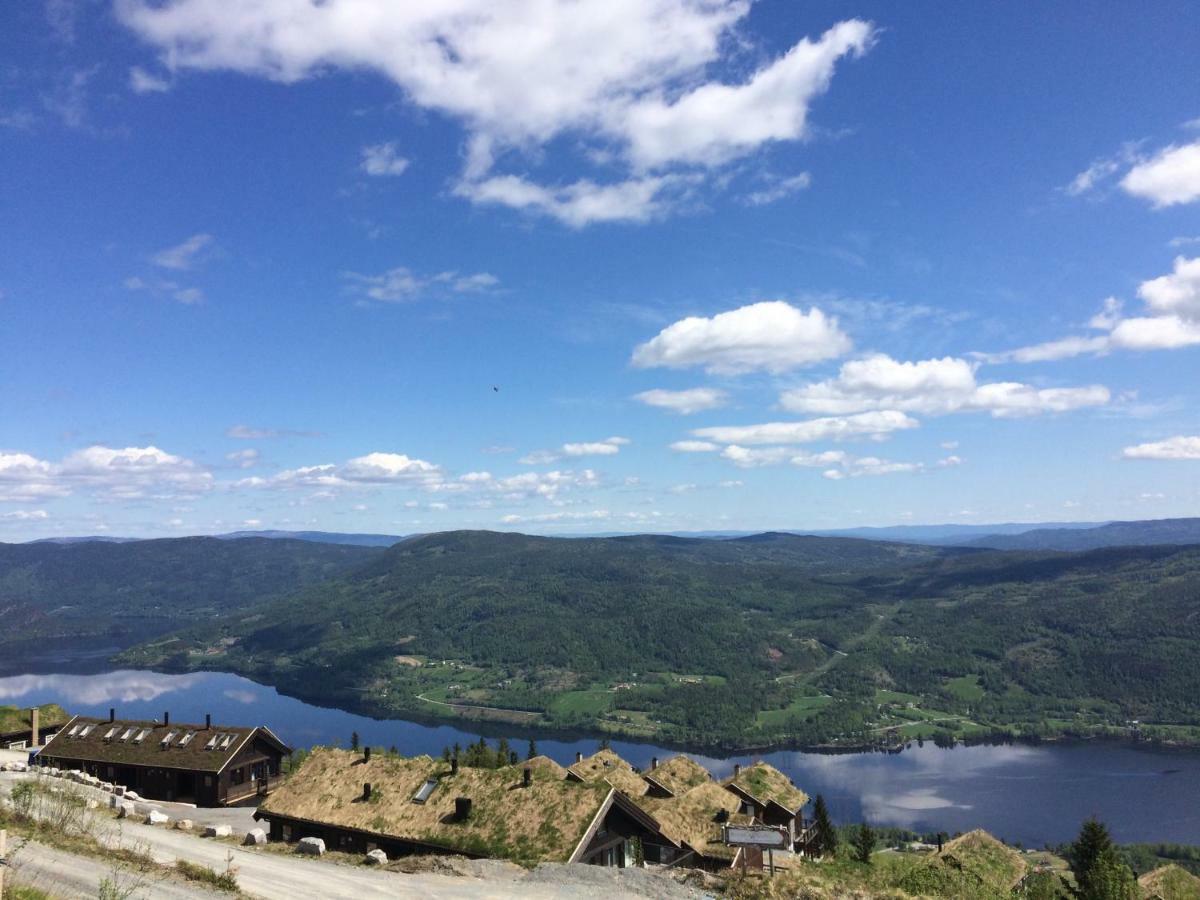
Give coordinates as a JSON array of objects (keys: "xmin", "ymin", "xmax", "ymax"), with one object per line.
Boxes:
[
  {"xmin": 113, "ymin": 785, "xmax": 125, "ymax": 796},
  {"xmin": 365, "ymin": 849, "xmax": 388, "ymax": 866},
  {"xmin": 124, "ymin": 791, "xmax": 141, "ymax": 801},
  {"xmin": 86, "ymin": 799, "xmax": 100, "ymax": 810},
  {"xmin": 108, "ymin": 795, "xmax": 120, "ymax": 809},
  {"xmin": 296, "ymin": 837, "xmax": 325, "ymax": 856},
  {"xmin": 146, "ymin": 810, "xmax": 169, "ymax": 825},
  {"xmin": 243, "ymin": 828, "xmax": 267, "ymax": 846},
  {"xmin": 175, "ymin": 819, "xmax": 194, "ymax": 831},
  {"xmin": 204, "ymin": 824, "xmax": 232, "ymax": 838},
  {"xmin": 117, "ymin": 802, "xmax": 136, "ymax": 819}
]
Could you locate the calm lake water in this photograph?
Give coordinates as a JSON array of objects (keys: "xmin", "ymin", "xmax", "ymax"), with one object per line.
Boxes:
[{"xmin": 3, "ymin": 668, "xmax": 1199, "ymax": 848}]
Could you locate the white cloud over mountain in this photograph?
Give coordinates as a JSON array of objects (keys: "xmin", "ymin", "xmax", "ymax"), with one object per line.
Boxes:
[{"xmin": 117, "ymin": 1, "xmax": 875, "ymax": 225}]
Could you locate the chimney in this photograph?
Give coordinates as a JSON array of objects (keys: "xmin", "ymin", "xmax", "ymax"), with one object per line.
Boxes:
[
  {"xmin": 651, "ymin": 757, "xmax": 658, "ymax": 771},
  {"xmin": 364, "ymin": 746, "xmax": 372, "ymax": 763},
  {"xmin": 733, "ymin": 763, "xmax": 741, "ymax": 777},
  {"xmin": 163, "ymin": 711, "xmax": 169, "ymax": 727},
  {"xmin": 454, "ymin": 797, "xmax": 472, "ymax": 820},
  {"xmin": 523, "ymin": 767, "xmax": 532, "ymax": 788},
  {"xmin": 575, "ymin": 751, "xmax": 582, "ymax": 763},
  {"xmin": 205, "ymin": 713, "xmax": 211, "ymax": 730},
  {"xmin": 363, "ymin": 783, "xmax": 372, "ymax": 801},
  {"xmin": 451, "ymin": 756, "xmax": 459, "ymax": 775},
  {"xmin": 109, "ymin": 708, "xmax": 116, "ymax": 724},
  {"xmin": 29, "ymin": 707, "xmax": 40, "ymax": 747}
]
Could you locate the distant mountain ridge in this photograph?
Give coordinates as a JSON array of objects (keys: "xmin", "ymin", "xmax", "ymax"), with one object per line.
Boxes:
[{"xmin": 964, "ymin": 517, "xmax": 1200, "ymax": 551}]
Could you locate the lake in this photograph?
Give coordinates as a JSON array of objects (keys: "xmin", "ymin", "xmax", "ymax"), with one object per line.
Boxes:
[{"xmin": 3, "ymin": 668, "xmax": 1199, "ymax": 848}]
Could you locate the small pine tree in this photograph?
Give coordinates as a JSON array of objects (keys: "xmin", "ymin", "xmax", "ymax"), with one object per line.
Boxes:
[
  {"xmin": 1069, "ymin": 818, "xmax": 1116, "ymax": 895},
  {"xmin": 812, "ymin": 795, "xmax": 838, "ymax": 857},
  {"xmin": 350, "ymin": 731, "xmax": 360, "ymax": 752},
  {"xmin": 853, "ymin": 822, "xmax": 876, "ymax": 864},
  {"xmin": 1080, "ymin": 847, "xmax": 1137, "ymax": 900},
  {"xmin": 527, "ymin": 739, "xmax": 537, "ymax": 760}
]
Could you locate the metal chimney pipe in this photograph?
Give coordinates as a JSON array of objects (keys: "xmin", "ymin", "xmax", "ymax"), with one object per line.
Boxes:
[
  {"xmin": 29, "ymin": 707, "xmax": 40, "ymax": 747},
  {"xmin": 651, "ymin": 757, "xmax": 658, "ymax": 771},
  {"xmin": 164, "ymin": 711, "xmax": 169, "ymax": 727},
  {"xmin": 109, "ymin": 708, "xmax": 115, "ymax": 724},
  {"xmin": 364, "ymin": 746, "xmax": 372, "ymax": 763},
  {"xmin": 363, "ymin": 783, "xmax": 372, "ymax": 801},
  {"xmin": 451, "ymin": 756, "xmax": 458, "ymax": 775},
  {"xmin": 575, "ymin": 751, "xmax": 583, "ymax": 763},
  {"xmin": 733, "ymin": 763, "xmax": 741, "ymax": 777},
  {"xmin": 205, "ymin": 713, "xmax": 211, "ymax": 730}
]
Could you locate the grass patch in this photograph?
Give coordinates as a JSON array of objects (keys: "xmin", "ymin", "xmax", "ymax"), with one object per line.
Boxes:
[
  {"xmin": 549, "ymin": 690, "xmax": 613, "ymax": 716},
  {"xmin": 755, "ymin": 694, "xmax": 832, "ymax": 728},
  {"xmin": 175, "ymin": 859, "xmax": 240, "ymax": 893},
  {"xmin": 946, "ymin": 674, "xmax": 985, "ymax": 702}
]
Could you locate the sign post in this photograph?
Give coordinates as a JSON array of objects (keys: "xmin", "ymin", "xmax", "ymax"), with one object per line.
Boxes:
[{"xmin": 722, "ymin": 824, "xmax": 789, "ymax": 878}]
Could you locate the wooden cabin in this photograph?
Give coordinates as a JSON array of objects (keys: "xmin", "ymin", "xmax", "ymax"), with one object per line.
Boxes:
[{"xmin": 37, "ymin": 711, "xmax": 290, "ymax": 807}]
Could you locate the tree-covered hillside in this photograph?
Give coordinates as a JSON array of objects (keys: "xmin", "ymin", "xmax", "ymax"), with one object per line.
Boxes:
[
  {"xmin": 965, "ymin": 517, "xmax": 1200, "ymax": 552},
  {"xmin": 119, "ymin": 531, "xmax": 1200, "ymax": 750},
  {"xmin": 0, "ymin": 536, "xmax": 382, "ymax": 657}
]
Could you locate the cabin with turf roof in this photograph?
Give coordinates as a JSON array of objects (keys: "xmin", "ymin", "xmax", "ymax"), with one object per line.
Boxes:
[
  {"xmin": 0, "ymin": 704, "xmax": 69, "ymax": 750},
  {"xmin": 721, "ymin": 761, "xmax": 812, "ymax": 850},
  {"xmin": 257, "ymin": 748, "xmax": 680, "ymax": 867},
  {"xmin": 37, "ymin": 709, "xmax": 290, "ymax": 806}
]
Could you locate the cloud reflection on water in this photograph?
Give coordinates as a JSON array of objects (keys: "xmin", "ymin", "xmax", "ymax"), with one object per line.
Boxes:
[{"xmin": 0, "ymin": 670, "xmax": 208, "ymax": 705}]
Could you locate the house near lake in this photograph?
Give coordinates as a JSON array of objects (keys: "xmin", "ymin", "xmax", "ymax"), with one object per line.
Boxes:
[
  {"xmin": 36, "ymin": 710, "xmax": 291, "ymax": 807},
  {"xmin": 257, "ymin": 746, "xmax": 813, "ymax": 871}
]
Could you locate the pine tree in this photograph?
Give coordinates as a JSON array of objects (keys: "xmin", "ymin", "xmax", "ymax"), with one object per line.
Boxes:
[
  {"xmin": 812, "ymin": 795, "xmax": 838, "ymax": 857},
  {"xmin": 350, "ymin": 731, "xmax": 360, "ymax": 751},
  {"xmin": 1069, "ymin": 818, "xmax": 1116, "ymax": 895},
  {"xmin": 527, "ymin": 739, "xmax": 537, "ymax": 760},
  {"xmin": 853, "ymin": 823, "xmax": 876, "ymax": 864},
  {"xmin": 1080, "ymin": 847, "xmax": 1137, "ymax": 900}
]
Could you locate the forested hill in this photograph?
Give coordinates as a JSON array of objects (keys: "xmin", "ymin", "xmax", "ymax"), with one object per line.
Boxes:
[
  {"xmin": 0, "ymin": 536, "xmax": 382, "ymax": 656},
  {"xmin": 120, "ymin": 530, "xmax": 1200, "ymax": 750},
  {"xmin": 964, "ymin": 517, "xmax": 1200, "ymax": 552}
]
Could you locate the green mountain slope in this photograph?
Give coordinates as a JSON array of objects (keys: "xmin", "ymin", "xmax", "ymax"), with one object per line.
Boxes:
[{"xmin": 0, "ymin": 536, "xmax": 382, "ymax": 657}]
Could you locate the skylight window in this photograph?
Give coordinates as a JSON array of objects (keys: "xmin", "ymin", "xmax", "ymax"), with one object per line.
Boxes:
[
  {"xmin": 412, "ymin": 778, "xmax": 438, "ymax": 804},
  {"xmin": 218, "ymin": 733, "xmax": 235, "ymax": 751},
  {"xmin": 204, "ymin": 733, "xmax": 221, "ymax": 750},
  {"xmin": 103, "ymin": 727, "xmax": 118, "ymax": 740},
  {"xmin": 161, "ymin": 730, "xmax": 177, "ymax": 747},
  {"xmin": 67, "ymin": 724, "xmax": 81, "ymax": 737},
  {"xmin": 178, "ymin": 731, "xmax": 196, "ymax": 747},
  {"xmin": 79, "ymin": 724, "xmax": 94, "ymax": 737},
  {"xmin": 132, "ymin": 729, "xmax": 149, "ymax": 744},
  {"xmin": 119, "ymin": 728, "xmax": 134, "ymax": 742}
]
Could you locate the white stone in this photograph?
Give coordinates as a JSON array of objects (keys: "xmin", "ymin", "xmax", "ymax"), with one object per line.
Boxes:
[
  {"xmin": 296, "ymin": 837, "xmax": 325, "ymax": 856},
  {"xmin": 124, "ymin": 791, "xmax": 141, "ymax": 801},
  {"xmin": 204, "ymin": 825, "xmax": 232, "ymax": 838},
  {"xmin": 108, "ymin": 795, "xmax": 120, "ymax": 809},
  {"xmin": 365, "ymin": 849, "xmax": 387, "ymax": 865},
  {"xmin": 113, "ymin": 785, "xmax": 125, "ymax": 796},
  {"xmin": 243, "ymin": 828, "xmax": 266, "ymax": 846},
  {"xmin": 10, "ymin": 763, "xmax": 26, "ymax": 773},
  {"xmin": 86, "ymin": 799, "xmax": 100, "ymax": 809},
  {"xmin": 117, "ymin": 802, "xmax": 136, "ymax": 818},
  {"xmin": 146, "ymin": 810, "xmax": 169, "ymax": 825},
  {"xmin": 175, "ymin": 819, "xmax": 194, "ymax": 831}
]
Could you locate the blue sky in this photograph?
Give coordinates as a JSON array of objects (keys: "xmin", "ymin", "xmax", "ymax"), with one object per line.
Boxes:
[{"xmin": 2, "ymin": 0, "xmax": 1200, "ymax": 540}]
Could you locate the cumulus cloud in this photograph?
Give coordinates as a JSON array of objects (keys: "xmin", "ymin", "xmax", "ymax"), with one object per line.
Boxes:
[
  {"xmin": 0, "ymin": 446, "xmax": 213, "ymax": 503},
  {"xmin": 1122, "ymin": 435, "xmax": 1200, "ymax": 460},
  {"xmin": 225, "ymin": 448, "xmax": 259, "ymax": 469},
  {"xmin": 344, "ymin": 266, "xmax": 499, "ymax": 304},
  {"xmin": 521, "ymin": 437, "xmax": 630, "ymax": 464},
  {"xmin": 634, "ymin": 387, "xmax": 728, "ymax": 415},
  {"xmin": 632, "ymin": 301, "xmax": 850, "ymax": 375},
  {"xmin": 670, "ymin": 440, "xmax": 720, "ymax": 453},
  {"xmin": 0, "ymin": 452, "xmax": 67, "ymax": 502},
  {"xmin": 779, "ymin": 354, "xmax": 1110, "ymax": 419},
  {"xmin": 226, "ymin": 424, "xmax": 322, "ymax": 440},
  {"xmin": 693, "ymin": 410, "xmax": 918, "ymax": 445},
  {"xmin": 1121, "ymin": 140, "xmax": 1200, "ymax": 208},
  {"xmin": 116, "ymin": 2, "xmax": 875, "ymax": 226},
  {"xmin": 981, "ymin": 257, "xmax": 1200, "ymax": 360},
  {"xmin": 360, "ymin": 142, "xmax": 409, "ymax": 177},
  {"xmin": 152, "ymin": 233, "xmax": 213, "ymax": 270},
  {"xmin": 0, "ymin": 509, "xmax": 49, "ymax": 521}
]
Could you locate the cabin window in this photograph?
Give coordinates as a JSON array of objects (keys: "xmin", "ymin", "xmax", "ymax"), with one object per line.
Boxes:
[
  {"xmin": 103, "ymin": 727, "xmax": 118, "ymax": 741},
  {"xmin": 178, "ymin": 731, "xmax": 196, "ymax": 747},
  {"xmin": 78, "ymin": 724, "xmax": 94, "ymax": 737},
  {"xmin": 161, "ymin": 731, "xmax": 177, "ymax": 748},
  {"xmin": 67, "ymin": 725, "xmax": 81, "ymax": 737},
  {"xmin": 132, "ymin": 729, "xmax": 149, "ymax": 744},
  {"xmin": 281, "ymin": 825, "xmax": 292, "ymax": 842},
  {"xmin": 231, "ymin": 767, "xmax": 245, "ymax": 785},
  {"xmin": 204, "ymin": 775, "xmax": 214, "ymax": 787},
  {"xmin": 204, "ymin": 733, "xmax": 221, "ymax": 750},
  {"xmin": 119, "ymin": 728, "xmax": 134, "ymax": 742}
]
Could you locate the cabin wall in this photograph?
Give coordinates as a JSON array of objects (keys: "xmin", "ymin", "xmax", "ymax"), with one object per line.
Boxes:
[
  {"xmin": 262, "ymin": 814, "xmax": 482, "ymax": 860},
  {"xmin": 220, "ymin": 736, "xmax": 285, "ymax": 804}
]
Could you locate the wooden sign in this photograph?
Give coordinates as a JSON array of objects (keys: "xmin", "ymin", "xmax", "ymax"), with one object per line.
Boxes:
[{"xmin": 722, "ymin": 824, "xmax": 790, "ymax": 849}]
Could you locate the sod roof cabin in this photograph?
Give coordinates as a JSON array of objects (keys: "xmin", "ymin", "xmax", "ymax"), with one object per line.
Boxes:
[
  {"xmin": 38, "ymin": 711, "xmax": 290, "ymax": 807},
  {"xmin": 0, "ymin": 703, "xmax": 68, "ymax": 749},
  {"xmin": 899, "ymin": 830, "xmax": 1028, "ymax": 898},
  {"xmin": 565, "ymin": 748, "xmax": 648, "ymax": 797},
  {"xmin": 643, "ymin": 755, "xmax": 712, "ymax": 798},
  {"xmin": 1139, "ymin": 864, "xmax": 1200, "ymax": 900},
  {"xmin": 257, "ymin": 748, "xmax": 678, "ymax": 867}
]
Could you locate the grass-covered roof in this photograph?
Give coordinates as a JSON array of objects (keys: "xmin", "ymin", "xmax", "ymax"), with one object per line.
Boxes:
[
  {"xmin": 0, "ymin": 703, "xmax": 68, "ymax": 736},
  {"xmin": 565, "ymin": 748, "xmax": 647, "ymax": 797},
  {"xmin": 724, "ymin": 761, "xmax": 808, "ymax": 812},
  {"xmin": 635, "ymin": 781, "xmax": 748, "ymax": 860},
  {"xmin": 1139, "ymin": 864, "xmax": 1200, "ymax": 900},
  {"xmin": 261, "ymin": 748, "xmax": 612, "ymax": 866}
]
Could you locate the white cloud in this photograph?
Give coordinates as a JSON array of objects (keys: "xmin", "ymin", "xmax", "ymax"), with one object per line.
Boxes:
[
  {"xmin": 59, "ymin": 445, "xmax": 214, "ymax": 500},
  {"xmin": 743, "ymin": 172, "xmax": 812, "ymax": 206},
  {"xmin": 116, "ymin": 2, "xmax": 875, "ymax": 225},
  {"xmin": 1169, "ymin": 236, "xmax": 1200, "ymax": 248},
  {"xmin": 226, "ymin": 424, "xmax": 321, "ymax": 440},
  {"xmin": 225, "ymin": 448, "xmax": 259, "ymax": 469},
  {"xmin": 522, "ymin": 436, "xmax": 630, "ymax": 464},
  {"xmin": 345, "ymin": 266, "xmax": 499, "ymax": 303},
  {"xmin": 693, "ymin": 410, "xmax": 918, "ymax": 445},
  {"xmin": 1122, "ymin": 436, "xmax": 1200, "ymax": 460},
  {"xmin": 1138, "ymin": 255, "xmax": 1200, "ymax": 319},
  {"xmin": 670, "ymin": 440, "xmax": 720, "ymax": 453},
  {"xmin": 123, "ymin": 274, "xmax": 206, "ymax": 305},
  {"xmin": 129, "ymin": 66, "xmax": 171, "ymax": 93},
  {"xmin": 0, "ymin": 509, "xmax": 49, "ymax": 521},
  {"xmin": 1065, "ymin": 142, "xmax": 1143, "ymax": 196},
  {"xmin": 634, "ymin": 387, "xmax": 728, "ymax": 414},
  {"xmin": 0, "ymin": 452, "xmax": 66, "ymax": 502},
  {"xmin": 632, "ymin": 301, "xmax": 851, "ymax": 375},
  {"xmin": 1121, "ymin": 140, "xmax": 1200, "ymax": 208},
  {"xmin": 152, "ymin": 233, "xmax": 213, "ymax": 270},
  {"xmin": 780, "ymin": 354, "xmax": 1110, "ymax": 418},
  {"xmin": 1108, "ymin": 315, "xmax": 1200, "ymax": 350},
  {"xmin": 978, "ymin": 334, "xmax": 1110, "ymax": 364},
  {"xmin": 244, "ymin": 451, "xmax": 443, "ymax": 492},
  {"xmin": 360, "ymin": 142, "xmax": 409, "ymax": 177}
]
